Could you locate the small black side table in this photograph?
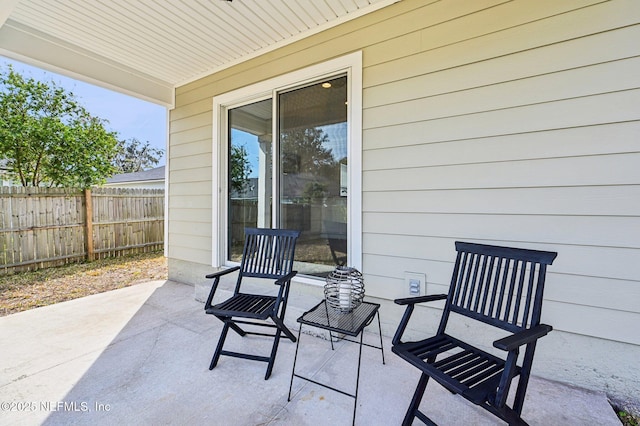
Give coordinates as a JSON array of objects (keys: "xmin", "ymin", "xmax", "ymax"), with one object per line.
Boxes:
[{"xmin": 287, "ymin": 300, "xmax": 385, "ymax": 425}]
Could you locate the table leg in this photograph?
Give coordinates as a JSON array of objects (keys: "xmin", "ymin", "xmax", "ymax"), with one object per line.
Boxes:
[
  {"xmin": 376, "ymin": 311, "xmax": 385, "ymax": 365},
  {"xmin": 288, "ymin": 325, "xmax": 303, "ymax": 401},
  {"xmin": 352, "ymin": 330, "xmax": 364, "ymax": 426},
  {"xmin": 323, "ymin": 302, "xmax": 335, "ymax": 350}
]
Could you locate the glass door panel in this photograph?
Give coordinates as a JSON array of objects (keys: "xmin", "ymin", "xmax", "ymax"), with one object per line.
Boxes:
[
  {"xmin": 228, "ymin": 98, "xmax": 272, "ymax": 262},
  {"xmin": 278, "ymin": 75, "xmax": 348, "ymax": 276}
]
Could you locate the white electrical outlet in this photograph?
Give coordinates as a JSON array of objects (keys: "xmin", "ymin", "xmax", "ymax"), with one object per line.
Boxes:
[
  {"xmin": 409, "ymin": 279, "xmax": 421, "ymax": 295},
  {"xmin": 404, "ymin": 272, "xmax": 426, "ymax": 296}
]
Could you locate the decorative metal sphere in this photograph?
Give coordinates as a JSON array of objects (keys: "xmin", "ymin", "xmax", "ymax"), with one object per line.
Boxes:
[{"xmin": 324, "ymin": 266, "xmax": 365, "ymax": 313}]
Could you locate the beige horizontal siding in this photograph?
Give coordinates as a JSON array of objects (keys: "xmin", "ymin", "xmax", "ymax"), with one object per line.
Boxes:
[
  {"xmin": 168, "ymin": 104, "xmax": 212, "ymax": 244},
  {"xmin": 363, "ymin": 236, "xmax": 639, "ymax": 286},
  {"xmin": 170, "ymin": 220, "xmax": 211, "ymax": 235},
  {"xmin": 365, "ymin": 154, "xmax": 640, "ymax": 192},
  {"xmin": 167, "ymin": 243, "xmax": 211, "ymax": 265},
  {"xmin": 363, "ymin": 214, "xmax": 639, "ymax": 252},
  {"xmin": 365, "ymin": 1, "xmax": 635, "ymax": 87},
  {"xmin": 361, "ymin": 0, "xmax": 640, "ymax": 345},
  {"xmin": 364, "ymin": 122, "xmax": 640, "ymax": 170},
  {"xmin": 170, "ymin": 140, "xmax": 213, "ymax": 160},
  {"xmin": 366, "ymin": 59, "xmax": 640, "ymax": 128},
  {"xmin": 169, "ymin": 98, "xmax": 212, "ymax": 121},
  {"xmin": 362, "ymin": 0, "xmax": 604, "ymax": 68},
  {"xmin": 170, "ymin": 125, "xmax": 213, "ymax": 146},
  {"xmin": 168, "ymin": 208, "xmax": 211, "ymax": 224},
  {"xmin": 364, "ymin": 90, "xmax": 639, "ymax": 149},
  {"xmin": 544, "ymin": 302, "xmax": 640, "ymax": 345},
  {"xmin": 168, "ymin": 195, "xmax": 211, "ymax": 210},
  {"xmin": 170, "ymin": 154, "xmax": 211, "ymax": 171},
  {"xmin": 169, "ymin": 0, "xmax": 640, "ymax": 346},
  {"xmin": 365, "ymin": 27, "xmax": 640, "ymax": 108},
  {"xmin": 169, "ymin": 181, "xmax": 211, "ymax": 197},
  {"xmin": 364, "ymin": 185, "xmax": 640, "ymax": 217},
  {"xmin": 169, "ymin": 233, "xmax": 211, "ymax": 251},
  {"xmin": 170, "ymin": 111, "xmax": 213, "ymax": 134}
]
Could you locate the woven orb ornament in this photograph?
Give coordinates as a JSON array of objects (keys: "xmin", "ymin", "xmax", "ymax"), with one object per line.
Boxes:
[{"xmin": 324, "ymin": 266, "xmax": 365, "ymax": 313}]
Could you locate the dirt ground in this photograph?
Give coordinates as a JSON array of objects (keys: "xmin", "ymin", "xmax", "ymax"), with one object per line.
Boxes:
[{"xmin": 0, "ymin": 251, "xmax": 167, "ymax": 317}]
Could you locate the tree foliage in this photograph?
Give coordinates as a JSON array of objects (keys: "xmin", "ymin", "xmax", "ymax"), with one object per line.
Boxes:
[
  {"xmin": 113, "ymin": 137, "xmax": 164, "ymax": 174},
  {"xmin": 0, "ymin": 66, "xmax": 119, "ymax": 188},
  {"xmin": 280, "ymin": 127, "xmax": 339, "ymax": 201},
  {"xmin": 230, "ymin": 144, "xmax": 252, "ymax": 193},
  {"xmin": 280, "ymin": 127, "xmax": 335, "ymax": 176}
]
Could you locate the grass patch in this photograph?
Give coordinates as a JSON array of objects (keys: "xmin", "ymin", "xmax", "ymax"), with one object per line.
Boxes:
[
  {"xmin": 0, "ymin": 251, "xmax": 167, "ymax": 316},
  {"xmin": 618, "ymin": 409, "xmax": 640, "ymax": 426}
]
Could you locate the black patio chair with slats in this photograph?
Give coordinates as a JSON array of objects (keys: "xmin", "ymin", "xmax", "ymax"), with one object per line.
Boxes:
[
  {"xmin": 392, "ymin": 241, "xmax": 557, "ymax": 425},
  {"xmin": 204, "ymin": 227, "xmax": 300, "ymax": 380}
]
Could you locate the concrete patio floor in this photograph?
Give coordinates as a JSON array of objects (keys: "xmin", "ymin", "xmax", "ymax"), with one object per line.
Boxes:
[{"xmin": 0, "ymin": 280, "xmax": 621, "ymax": 426}]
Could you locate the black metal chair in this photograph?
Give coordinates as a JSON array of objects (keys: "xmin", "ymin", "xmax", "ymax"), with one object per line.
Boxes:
[
  {"xmin": 204, "ymin": 227, "xmax": 300, "ymax": 380},
  {"xmin": 392, "ymin": 241, "xmax": 557, "ymax": 425}
]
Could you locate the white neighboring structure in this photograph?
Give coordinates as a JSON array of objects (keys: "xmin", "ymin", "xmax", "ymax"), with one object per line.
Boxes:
[
  {"xmin": 103, "ymin": 166, "xmax": 165, "ymax": 189},
  {"xmin": 0, "ymin": 159, "xmax": 13, "ymax": 186}
]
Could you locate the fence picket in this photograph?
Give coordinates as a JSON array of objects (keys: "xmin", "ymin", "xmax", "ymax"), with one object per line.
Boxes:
[{"xmin": 0, "ymin": 187, "xmax": 164, "ymax": 274}]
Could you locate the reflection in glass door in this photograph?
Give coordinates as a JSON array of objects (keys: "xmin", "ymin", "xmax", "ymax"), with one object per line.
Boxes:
[
  {"xmin": 226, "ymin": 75, "xmax": 349, "ymax": 277},
  {"xmin": 278, "ymin": 75, "xmax": 348, "ymax": 276},
  {"xmin": 228, "ymin": 98, "xmax": 272, "ymax": 262}
]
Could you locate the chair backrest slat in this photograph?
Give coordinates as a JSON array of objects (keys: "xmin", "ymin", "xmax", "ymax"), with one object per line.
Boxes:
[
  {"xmin": 444, "ymin": 242, "xmax": 557, "ymax": 333},
  {"xmin": 240, "ymin": 228, "xmax": 300, "ymax": 280}
]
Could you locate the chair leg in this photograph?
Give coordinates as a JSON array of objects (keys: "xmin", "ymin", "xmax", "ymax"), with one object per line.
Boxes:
[
  {"xmin": 265, "ymin": 329, "xmax": 283, "ymax": 380},
  {"xmin": 265, "ymin": 313, "xmax": 295, "ymax": 380},
  {"xmin": 210, "ymin": 322, "xmax": 230, "ymax": 370},
  {"xmin": 272, "ymin": 316, "xmax": 297, "ymax": 342},
  {"xmin": 213, "ymin": 314, "xmax": 247, "ymax": 337},
  {"xmin": 228, "ymin": 321, "xmax": 247, "ymax": 336},
  {"xmin": 402, "ymin": 373, "xmax": 430, "ymax": 426},
  {"xmin": 513, "ymin": 343, "xmax": 537, "ymax": 415}
]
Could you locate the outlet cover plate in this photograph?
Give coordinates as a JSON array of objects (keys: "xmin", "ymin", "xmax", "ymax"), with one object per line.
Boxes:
[{"xmin": 404, "ymin": 272, "xmax": 426, "ymax": 296}]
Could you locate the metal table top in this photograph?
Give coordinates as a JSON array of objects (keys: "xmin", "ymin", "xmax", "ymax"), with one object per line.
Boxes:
[{"xmin": 297, "ymin": 300, "xmax": 380, "ymax": 337}]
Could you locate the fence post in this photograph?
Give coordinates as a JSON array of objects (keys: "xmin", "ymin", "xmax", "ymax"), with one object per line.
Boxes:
[{"xmin": 84, "ymin": 188, "xmax": 95, "ymax": 261}]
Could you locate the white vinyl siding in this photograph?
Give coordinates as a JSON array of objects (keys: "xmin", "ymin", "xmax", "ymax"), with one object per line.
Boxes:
[
  {"xmin": 359, "ymin": 0, "xmax": 640, "ymax": 348},
  {"xmin": 167, "ymin": 111, "xmax": 213, "ymax": 265},
  {"xmin": 170, "ymin": 0, "xmax": 639, "ymax": 350}
]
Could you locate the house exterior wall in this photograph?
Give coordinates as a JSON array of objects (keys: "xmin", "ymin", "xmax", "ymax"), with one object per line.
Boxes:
[
  {"xmin": 168, "ymin": 0, "xmax": 640, "ymax": 406},
  {"xmin": 102, "ymin": 180, "xmax": 164, "ymax": 189}
]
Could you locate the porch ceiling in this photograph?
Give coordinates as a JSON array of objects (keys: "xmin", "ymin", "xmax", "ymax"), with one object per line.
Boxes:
[{"xmin": 0, "ymin": 0, "xmax": 397, "ymax": 107}]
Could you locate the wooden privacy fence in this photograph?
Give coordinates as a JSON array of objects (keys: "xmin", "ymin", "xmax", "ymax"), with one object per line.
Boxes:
[{"xmin": 0, "ymin": 186, "xmax": 164, "ymax": 275}]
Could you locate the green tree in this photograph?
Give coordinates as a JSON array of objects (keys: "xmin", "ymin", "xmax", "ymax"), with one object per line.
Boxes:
[
  {"xmin": 113, "ymin": 137, "xmax": 164, "ymax": 173},
  {"xmin": 280, "ymin": 127, "xmax": 339, "ymax": 201},
  {"xmin": 230, "ymin": 144, "xmax": 252, "ymax": 193},
  {"xmin": 280, "ymin": 127, "xmax": 335, "ymax": 175},
  {"xmin": 0, "ymin": 66, "xmax": 119, "ymax": 188}
]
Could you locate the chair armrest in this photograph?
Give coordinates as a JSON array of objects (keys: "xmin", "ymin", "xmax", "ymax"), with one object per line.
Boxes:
[
  {"xmin": 491, "ymin": 326, "xmax": 552, "ymax": 407},
  {"xmin": 394, "ymin": 294, "xmax": 448, "ymax": 306},
  {"xmin": 493, "ymin": 324, "xmax": 553, "ymax": 352},
  {"xmin": 204, "ymin": 266, "xmax": 241, "ymax": 310},
  {"xmin": 274, "ymin": 270, "xmax": 298, "ymax": 286},
  {"xmin": 205, "ymin": 266, "xmax": 240, "ymax": 279},
  {"xmin": 272, "ymin": 271, "xmax": 298, "ymax": 311},
  {"xmin": 392, "ymin": 294, "xmax": 448, "ymax": 346}
]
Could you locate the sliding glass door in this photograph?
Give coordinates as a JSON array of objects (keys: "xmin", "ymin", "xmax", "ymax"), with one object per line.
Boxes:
[
  {"xmin": 228, "ymin": 98, "xmax": 272, "ymax": 262},
  {"xmin": 227, "ymin": 74, "xmax": 348, "ymax": 277}
]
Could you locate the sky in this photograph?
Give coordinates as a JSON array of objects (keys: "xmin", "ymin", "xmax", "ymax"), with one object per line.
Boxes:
[{"xmin": 0, "ymin": 56, "xmax": 167, "ymax": 166}]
